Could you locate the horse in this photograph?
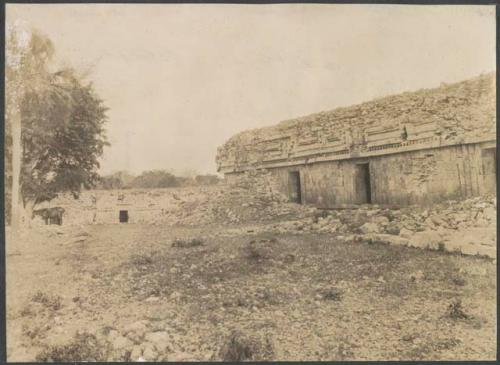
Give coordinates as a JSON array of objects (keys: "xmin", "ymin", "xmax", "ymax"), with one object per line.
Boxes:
[{"xmin": 32, "ymin": 207, "xmax": 65, "ymax": 225}]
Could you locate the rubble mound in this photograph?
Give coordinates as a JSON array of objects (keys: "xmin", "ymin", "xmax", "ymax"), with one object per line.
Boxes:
[
  {"xmin": 268, "ymin": 194, "xmax": 496, "ymax": 258},
  {"xmin": 156, "ymin": 170, "xmax": 313, "ymax": 226}
]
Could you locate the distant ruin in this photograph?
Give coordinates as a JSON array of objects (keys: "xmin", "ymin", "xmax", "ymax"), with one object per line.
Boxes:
[{"xmin": 216, "ymin": 73, "xmax": 496, "ymax": 207}]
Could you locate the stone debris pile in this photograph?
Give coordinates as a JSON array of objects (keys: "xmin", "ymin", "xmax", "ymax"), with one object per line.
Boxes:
[
  {"xmin": 242, "ymin": 195, "xmax": 496, "ymax": 258},
  {"xmin": 158, "ymin": 184, "xmax": 311, "ymax": 226}
]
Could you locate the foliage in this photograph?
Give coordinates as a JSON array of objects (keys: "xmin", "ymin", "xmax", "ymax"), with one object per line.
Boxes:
[
  {"xmin": 96, "ymin": 170, "xmax": 222, "ymax": 189},
  {"xmin": 35, "ymin": 331, "xmax": 108, "ymax": 362},
  {"xmin": 128, "ymin": 170, "xmax": 180, "ymax": 189},
  {"xmin": 96, "ymin": 171, "xmax": 135, "ymax": 190},
  {"xmin": 5, "ymin": 25, "xmax": 109, "ymax": 209},
  {"xmin": 20, "ymin": 71, "xmax": 108, "ymax": 204},
  {"xmin": 195, "ymin": 174, "xmax": 221, "ymax": 186},
  {"xmin": 171, "ymin": 237, "xmax": 205, "ymax": 248},
  {"xmin": 447, "ymin": 300, "xmax": 470, "ymax": 320}
]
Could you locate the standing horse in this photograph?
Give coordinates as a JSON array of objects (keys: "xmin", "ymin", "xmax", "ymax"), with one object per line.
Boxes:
[{"xmin": 32, "ymin": 207, "xmax": 66, "ymax": 225}]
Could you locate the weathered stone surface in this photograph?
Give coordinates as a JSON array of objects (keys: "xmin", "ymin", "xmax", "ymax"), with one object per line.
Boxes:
[
  {"xmin": 360, "ymin": 222, "xmax": 381, "ymax": 234},
  {"xmin": 399, "ymin": 227, "xmax": 414, "ymax": 239},
  {"xmin": 216, "ymin": 73, "xmax": 495, "ymax": 174},
  {"xmin": 372, "ymin": 234, "xmax": 410, "ymax": 247},
  {"xmin": 112, "ymin": 335, "xmax": 133, "ymax": 350},
  {"xmin": 130, "ymin": 345, "xmax": 143, "ymax": 361},
  {"xmin": 144, "ymin": 331, "xmax": 169, "ymax": 348},
  {"xmin": 408, "ymin": 231, "xmax": 443, "ymax": 250},
  {"xmin": 124, "ymin": 320, "xmax": 148, "ymax": 342},
  {"xmin": 142, "ymin": 343, "xmax": 158, "ymax": 361}
]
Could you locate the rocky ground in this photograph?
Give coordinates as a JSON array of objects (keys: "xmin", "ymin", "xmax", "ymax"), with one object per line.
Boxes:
[{"xmin": 6, "ymin": 194, "xmax": 497, "ymax": 361}]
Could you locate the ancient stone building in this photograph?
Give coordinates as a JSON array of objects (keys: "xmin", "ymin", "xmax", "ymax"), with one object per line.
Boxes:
[{"xmin": 216, "ymin": 73, "xmax": 496, "ymax": 207}]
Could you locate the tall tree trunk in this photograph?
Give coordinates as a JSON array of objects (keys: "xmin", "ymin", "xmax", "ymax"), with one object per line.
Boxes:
[{"xmin": 11, "ymin": 111, "xmax": 22, "ymax": 231}]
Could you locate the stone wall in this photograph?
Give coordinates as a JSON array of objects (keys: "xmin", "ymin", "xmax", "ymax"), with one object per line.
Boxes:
[
  {"xmin": 31, "ymin": 177, "xmax": 311, "ymax": 226},
  {"xmin": 216, "ymin": 73, "xmax": 495, "ymax": 174},
  {"xmin": 263, "ymin": 141, "xmax": 496, "ymax": 207}
]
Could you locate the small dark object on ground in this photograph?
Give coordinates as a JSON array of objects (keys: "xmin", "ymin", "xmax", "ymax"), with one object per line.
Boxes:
[
  {"xmin": 447, "ymin": 300, "xmax": 470, "ymax": 320},
  {"xmin": 313, "ymin": 209, "xmax": 330, "ymax": 223},
  {"xmin": 244, "ymin": 238, "xmax": 279, "ymax": 261},
  {"xmin": 321, "ymin": 288, "xmax": 343, "ymax": 301},
  {"xmin": 401, "ymin": 334, "xmax": 417, "ymax": 342},
  {"xmin": 172, "ymin": 237, "xmax": 205, "ymax": 248},
  {"xmin": 451, "ymin": 276, "xmax": 466, "ymax": 286}
]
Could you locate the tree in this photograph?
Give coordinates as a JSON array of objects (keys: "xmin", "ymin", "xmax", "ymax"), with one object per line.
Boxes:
[
  {"xmin": 195, "ymin": 174, "xmax": 222, "ymax": 186},
  {"xmin": 129, "ymin": 170, "xmax": 179, "ymax": 189},
  {"xmin": 5, "ymin": 25, "xmax": 109, "ymax": 227},
  {"xmin": 96, "ymin": 171, "xmax": 136, "ymax": 190}
]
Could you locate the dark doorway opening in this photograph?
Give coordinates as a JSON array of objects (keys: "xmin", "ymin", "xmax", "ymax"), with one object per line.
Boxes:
[
  {"xmin": 482, "ymin": 147, "xmax": 497, "ymax": 193},
  {"xmin": 119, "ymin": 210, "xmax": 129, "ymax": 223},
  {"xmin": 289, "ymin": 171, "xmax": 302, "ymax": 204},
  {"xmin": 355, "ymin": 163, "xmax": 372, "ymax": 204}
]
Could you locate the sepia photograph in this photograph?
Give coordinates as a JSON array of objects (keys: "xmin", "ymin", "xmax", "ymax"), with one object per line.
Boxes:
[{"xmin": 4, "ymin": 3, "xmax": 497, "ymax": 362}]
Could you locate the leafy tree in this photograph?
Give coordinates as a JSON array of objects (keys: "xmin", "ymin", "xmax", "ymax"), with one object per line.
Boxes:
[
  {"xmin": 129, "ymin": 170, "xmax": 179, "ymax": 189},
  {"xmin": 96, "ymin": 171, "xmax": 136, "ymax": 190},
  {"xmin": 195, "ymin": 174, "xmax": 222, "ymax": 186},
  {"xmin": 5, "ymin": 25, "xmax": 108, "ymax": 227}
]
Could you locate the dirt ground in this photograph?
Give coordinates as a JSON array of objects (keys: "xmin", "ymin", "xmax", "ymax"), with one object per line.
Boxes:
[{"xmin": 6, "ymin": 221, "xmax": 496, "ymax": 361}]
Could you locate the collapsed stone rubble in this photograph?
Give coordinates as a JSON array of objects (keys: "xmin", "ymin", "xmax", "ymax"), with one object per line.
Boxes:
[{"xmin": 228, "ymin": 194, "xmax": 496, "ymax": 259}]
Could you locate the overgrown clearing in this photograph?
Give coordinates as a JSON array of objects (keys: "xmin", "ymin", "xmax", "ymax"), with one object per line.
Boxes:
[{"xmin": 6, "ymin": 222, "xmax": 496, "ymax": 361}]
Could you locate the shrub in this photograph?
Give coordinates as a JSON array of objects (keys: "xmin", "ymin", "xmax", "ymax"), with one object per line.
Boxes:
[
  {"xmin": 130, "ymin": 253, "xmax": 155, "ymax": 266},
  {"xmin": 320, "ymin": 288, "xmax": 343, "ymax": 302},
  {"xmin": 447, "ymin": 300, "xmax": 470, "ymax": 320},
  {"xmin": 35, "ymin": 331, "xmax": 108, "ymax": 362},
  {"xmin": 172, "ymin": 238, "xmax": 204, "ymax": 248},
  {"xmin": 243, "ymin": 238, "xmax": 278, "ymax": 261},
  {"xmin": 31, "ymin": 291, "xmax": 63, "ymax": 311},
  {"xmin": 218, "ymin": 331, "xmax": 254, "ymax": 361},
  {"xmin": 217, "ymin": 330, "xmax": 274, "ymax": 361}
]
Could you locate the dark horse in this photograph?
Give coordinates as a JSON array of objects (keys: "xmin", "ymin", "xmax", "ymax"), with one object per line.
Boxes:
[{"xmin": 32, "ymin": 207, "xmax": 65, "ymax": 225}]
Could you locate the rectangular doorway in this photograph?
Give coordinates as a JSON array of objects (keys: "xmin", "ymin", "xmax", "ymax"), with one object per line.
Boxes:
[
  {"xmin": 288, "ymin": 171, "xmax": 302, "ymax": 204},
  {"xmin": 482, "ymin": 147, "xmax": 496, "ymax": 193},
  {"xmin": 119, "ymin": 210, "xmax": 129, "ymax": 223},
  {"xmin": 355, "ymin": 163, "xmax": 372, "ymax": 204}
]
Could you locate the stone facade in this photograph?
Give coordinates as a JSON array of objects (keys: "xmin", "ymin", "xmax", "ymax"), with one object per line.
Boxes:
[
  {"xmin": 34, "ymin": 189, "xmax": 187, "ymax": 225},
  {"xmin": 216, "ymin": 73, "xmax": 496, "ymax": 207}
]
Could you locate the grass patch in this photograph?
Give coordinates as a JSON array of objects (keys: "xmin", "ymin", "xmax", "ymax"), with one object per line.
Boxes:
[
  {"xmin": 31, "ymin": 291, "xmax": 63, "ymax": 311},
  {"xmin": 243, "ymin": 238, "xmax": 279, "ymax": 261}
]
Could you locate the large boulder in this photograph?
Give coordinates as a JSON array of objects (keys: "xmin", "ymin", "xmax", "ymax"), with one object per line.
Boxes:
[
  {"xmin": 359, "ymin": 222, "xmax": 381, "ymax": 234},
  {"xmin": 399, "ymin": 227, "xmax": 414, "ymax": 239}
]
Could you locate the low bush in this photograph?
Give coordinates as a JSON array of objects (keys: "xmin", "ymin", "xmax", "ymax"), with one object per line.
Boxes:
[
  {"xmin": 31, "ymin": 291, "xmax": 63, "ymax": 311},
  {"xmin": 172, "ymin": 238, "xmax": 204, "ymax": 248},
  {"xmin": 447, "ymin": 300, "xmax": 470, "ymax": 320},
  {"xmin": 35, "ymin": 331, "xmax": 109, "ymax": 362}
]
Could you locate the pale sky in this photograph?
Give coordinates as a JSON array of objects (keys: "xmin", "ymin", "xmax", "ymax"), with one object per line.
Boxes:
[{"xmin": 6, "ymin": 4, "xmax": 496, "ymax": 176}]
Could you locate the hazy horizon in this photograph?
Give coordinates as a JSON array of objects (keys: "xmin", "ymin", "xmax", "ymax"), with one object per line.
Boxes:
[{"xmin": 6, "ymin": 4, "xmax": 496, "ymax": 176}]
